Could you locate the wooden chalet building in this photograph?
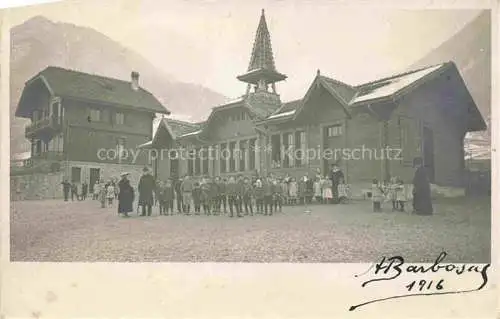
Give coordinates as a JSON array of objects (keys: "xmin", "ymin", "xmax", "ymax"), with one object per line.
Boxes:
[
  {"xmin": 144, "ymin": 10, "xmax": 486, "ymax": 191},
  {"xmin": 14, "ymin": 67, "xmax": 169, "ymax": 198}
]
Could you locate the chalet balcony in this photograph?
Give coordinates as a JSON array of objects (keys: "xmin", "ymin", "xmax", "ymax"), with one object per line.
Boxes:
[
  {"xmin": 31, "ymin": 151, "xmax": 65, "ymax": 161},
  {"xmin": 25, "ymin": 116, "xmax": 62, "ymax": 138}
]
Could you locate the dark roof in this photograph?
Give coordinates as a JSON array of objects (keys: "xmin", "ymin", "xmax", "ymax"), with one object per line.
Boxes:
[
  {"xmin": 319, "ymin": 76, "xmax": 357, "ymax": 104},
  {"xmin": 164, "ymin": 118, "xmax": 203, "ymax": 137},
  {"xmin": 277, "ymin": 99, "xmax": 302, "ymax": 114},
  {"xmin": 268, "ymin": 99, "xmax": 302, "ymax": 117},
  {"xmin": 246, "ymin": 99, "xmax": 282, "ymax": 118},
  {"xmin": 17, "ymin": 66, "xmax": 169, "ymax": 117}
]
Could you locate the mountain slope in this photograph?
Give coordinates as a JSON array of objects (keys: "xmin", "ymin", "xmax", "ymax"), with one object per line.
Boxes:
[
  {"xmin": 10, "ymin": 16, "xmax": 228, "ymax": 155},
  {"xmin": 409, "ymin": 10, "xmax": 491, "ymax": 144}
]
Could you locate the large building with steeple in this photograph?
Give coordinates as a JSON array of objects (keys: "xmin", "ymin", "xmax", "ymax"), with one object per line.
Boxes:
[{"xmin": 145, "ymin": 9, "xmax": 486, "ymax": 189}]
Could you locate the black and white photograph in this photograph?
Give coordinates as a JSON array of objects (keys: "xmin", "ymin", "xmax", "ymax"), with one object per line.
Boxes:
[
  {"xmin": 1, "ymin": 0, "xmax": 496, "ymax": 316},
  {"xmin": 7, "ymin": 1, "xmax": 492, "ymax": 264}
]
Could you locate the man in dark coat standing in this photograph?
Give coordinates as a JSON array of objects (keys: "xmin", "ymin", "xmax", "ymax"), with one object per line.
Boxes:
[
  {"xmin": 174, "ymin": 177, "xmax": 183, "ymax": 214},
  {"xmin": 118, "ymin": 172, "xmax": 134, "ymax": 218},
  {"xmin": 81, "ymin": 181, "xmax": 88, "ymax": 200},
  {"xmin": 138, "ymin": 167, "xmax": 156, "ymax": 216},
  {"xmin": 71, "ymin": 183, "xmax": 78, "ymax": 201},
  {"xmin": 61, "ymin": 179, "xmax": 71, "ymax": 201},
  {"xmin": 329, "ymin": 164, "xmax": 344, "ymax": 204},
  {"xmin": 412, "ymin": 157, "xmax": 433, "ymax": 215}
]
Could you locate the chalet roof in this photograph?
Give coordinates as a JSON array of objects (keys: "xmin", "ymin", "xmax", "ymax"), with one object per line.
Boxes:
[
  {"xmin": 265, "ymin": 99, "xmax": 302, "ymax": 120},
  {"xmin": 350, "ymin": 63, "xmax": 446, "ymax": 105},
  {"xmin": 319, "ymin": 76, "xmax": 357, "ymax": 104},
  {"xmin": 16, "ymin": 66, "xmax": 169, "ymax": 118},
  {"xmin": 138, "ymin": 117, "xmax": 203, "ymax": 148},
  {"xmin": 165, "ymin": 118, "xmax": 203, "ymax": 137},
  {"xmin": 260, "ymin": 62, "xmax": 485, "ymax": 132},
  {"xmin": 212, "ymin": 97, "xmax": 245, "ymax": 110},
  {"xmin": 246, "ymin": 98, "xmax": 283, "ymax": 118}
]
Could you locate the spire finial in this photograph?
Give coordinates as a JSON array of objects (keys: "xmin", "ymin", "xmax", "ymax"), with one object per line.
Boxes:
[
  {"xmin": 236, "ymin": 9, "xmax": 287, "ymax": 93},
  {"xmin": 317, "ymin": 69, "xmax": 321, "ymax": 76}
]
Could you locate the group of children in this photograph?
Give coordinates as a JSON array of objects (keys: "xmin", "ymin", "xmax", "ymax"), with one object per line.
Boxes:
[
  {"xmin": 89, "ymin": 172, "xmax": 408, "ymax": 215},
  {"xmin": 93, "ymin": 179, "xmax": 120, "ymax": 208},
  {"xmin": 371, "ymin": 177, "xmax": 408, "ymax": 212},
  {"xmin": 153, "ymin": 173, "xmax": 351, "ymax": 218}
]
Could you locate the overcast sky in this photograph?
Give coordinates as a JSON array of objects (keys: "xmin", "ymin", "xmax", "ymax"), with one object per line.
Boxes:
[{"xmin": 7, "ymin": 0, "xmax": 483, "ymax": 100}]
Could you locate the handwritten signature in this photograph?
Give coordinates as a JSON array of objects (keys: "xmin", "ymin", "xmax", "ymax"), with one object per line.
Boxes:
[{"xmin": 349, "ymin": 252, "xmax": 490, "ymax": 311}]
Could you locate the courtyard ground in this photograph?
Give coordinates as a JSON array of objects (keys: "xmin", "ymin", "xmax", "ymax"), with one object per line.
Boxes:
[{"xmin": 10, "ymin": 197, "xmax": 490, "ymax": 263}]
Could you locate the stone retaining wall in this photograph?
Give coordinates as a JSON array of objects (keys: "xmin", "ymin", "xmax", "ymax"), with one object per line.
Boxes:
[{"xmin": 11, "ymin": 172, "xmax": 65, "ymax": 201}]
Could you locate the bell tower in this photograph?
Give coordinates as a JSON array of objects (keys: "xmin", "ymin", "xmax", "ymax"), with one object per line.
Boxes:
[{"xmin": 237, "ymin": 9, "xmax": 287, "ymax": 104}]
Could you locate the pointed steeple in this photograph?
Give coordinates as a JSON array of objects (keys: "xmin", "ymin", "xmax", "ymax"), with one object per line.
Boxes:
[
  {"xmin": 247, "ymin": 9, "xmax": 277, "ymax": 72},
  {"xmin": 237, "ymin": 9, "xmax": 287, "ymax": 95}
]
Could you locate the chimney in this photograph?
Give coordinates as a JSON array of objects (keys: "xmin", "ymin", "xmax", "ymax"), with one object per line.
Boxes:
[{"xmin": 131, "ymin": 71, "xmax": 140, "ymax": 90}]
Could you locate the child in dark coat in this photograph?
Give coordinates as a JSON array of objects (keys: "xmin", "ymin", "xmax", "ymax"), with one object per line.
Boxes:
[
  {"xmin": 242, "ymin": 177, "xmax": 254, "ymax": 216},
  {"xmin": 208, "ymin": 178, "xmax": 218, "ymax": 215},
  {"xmin": 217, "ymin": 177, "xmax": 228, "ymax": 215},
  {"xmin": 226, "ymin": 176, "xmax": 240, "ymax": 217},
  {"xmin": 254, "ymin": 178, "xmax": 264, "ymax": 214},
  {"xmin": 298, "ymin": 176, "xmax": 307, "ymax": 205},
  {"xmin": 201, "ymin": 179, "xmax": 212, "ymax": 215},
  {"xmin": 157, "ymin": 181, "xmax": 167, "ymax": 215},
  {"xmin": 163, "ymin": 179, "xmax": 175, "ymax": 215},
  {"xmin": 273, "ymin": 178, "xmax": 283, "ymax": 213},
  {"xmin": 305, "ymin": 176, "xmax": 314, "ymax": 205},
  {"xmin": 263, "ymin": 176, "xmax": 274, "ymax": 216},
  {"xmin": 192, "ymin": 182, "xmax": 202, "ymax": 214}
]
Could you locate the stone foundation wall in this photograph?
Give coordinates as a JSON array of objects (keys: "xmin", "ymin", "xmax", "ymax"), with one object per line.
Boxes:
[
  {"xmin": 10, "ymin": 161, "xmax": 148, "ymax": 201},
  {"xmin": 11, "ymin": 171, "xmax": 65, "ymax": 201},
  {"xmin": 65, "ymin": 161, "xmax": 148, "ymax": 191}
]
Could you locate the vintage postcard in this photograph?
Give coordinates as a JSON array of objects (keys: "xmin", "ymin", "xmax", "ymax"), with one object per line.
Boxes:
[{"xmin": 1, "ymin": 0, "xmax": 497, "ymax": 317}]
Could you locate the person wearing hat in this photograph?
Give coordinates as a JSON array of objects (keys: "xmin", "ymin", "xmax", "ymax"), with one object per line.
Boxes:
[
  {"xmin": 329, "ymin": 163, "xmax": 344, "ymax": 204},
  {"xmin": 412, "ymin": 157, "xmax": 433, "ymax": 215},
  {"xmin": 118, "ymin": 172, "xmax": 134, "ymax": 217},
  {"xmin": 138, "ymin": 167, "xmax": 156, "ymax": 216},
  {"xmin": 181, "ymin": 175, "xmax": 194, "ymax": 214},
  {"xmin": 61, "ymin": 178, "xmax": 71, "ymax": 202}
]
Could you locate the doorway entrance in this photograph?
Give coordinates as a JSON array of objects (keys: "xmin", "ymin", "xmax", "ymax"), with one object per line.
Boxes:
[
  {"xmin": 89, "ymin": 168, "xmax": 100, "ymax": 193},
  {"xmin": 323, "ymin": 124, "xmax": 343, "ymax": 173}
]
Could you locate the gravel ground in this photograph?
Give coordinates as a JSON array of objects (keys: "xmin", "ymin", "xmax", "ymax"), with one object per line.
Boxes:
[{"xmin": 10, "ymin": 197, "xmax": 490, "ymax": 263}]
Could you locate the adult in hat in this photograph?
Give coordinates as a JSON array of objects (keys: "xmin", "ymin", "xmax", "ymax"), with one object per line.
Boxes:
[
  {"xmin": 138, "ymin": 166, "xmax": 156, "ymax": 216},
  {"xmin": 329, "ymin": 162, "xmax": 344, "ymax": 204},
  {"xmin": 61, "ymin": 178, "xmax": 71, "ymax": 201},
  {"xmin": 118, "ymin": 172, "xmax": 134, "ymax": 217},
  {"xmin": 412, "ymin": 157, "xmax": 433, "ymax": 215}
]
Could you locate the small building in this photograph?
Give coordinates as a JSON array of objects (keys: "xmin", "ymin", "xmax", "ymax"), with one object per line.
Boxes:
[
  {"xmin": 13, "ymin": 67, "xmax": 169, "ymax": 199},
  {"xmin": 145, "ymin": 9, "xmax": 486, "ymax": 191},
  {"xmin": 10, "ymin": 152, "xmax": 31, "ymax": 167}
]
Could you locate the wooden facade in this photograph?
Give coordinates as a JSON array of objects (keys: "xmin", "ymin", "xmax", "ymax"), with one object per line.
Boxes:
[
  {"xmin": 145, "ymin": 11, "xmax": 486, "ymax": 189},
  {"xmin": 15, "ymin": 67, "xmax": 169, "ymax": 190},
  {"xmin": 15, "ymin": 11, "xmax": 487, "ymax": 195}
]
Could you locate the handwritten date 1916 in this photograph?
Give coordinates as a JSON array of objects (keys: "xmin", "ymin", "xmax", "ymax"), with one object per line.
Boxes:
[
  {"xmin": 349, "ymin": 252, "xmax": 490, "ymax": 311},
  {"xmin": 406, "ymin": 279, "xmax": 444, "ymax": 292}
]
